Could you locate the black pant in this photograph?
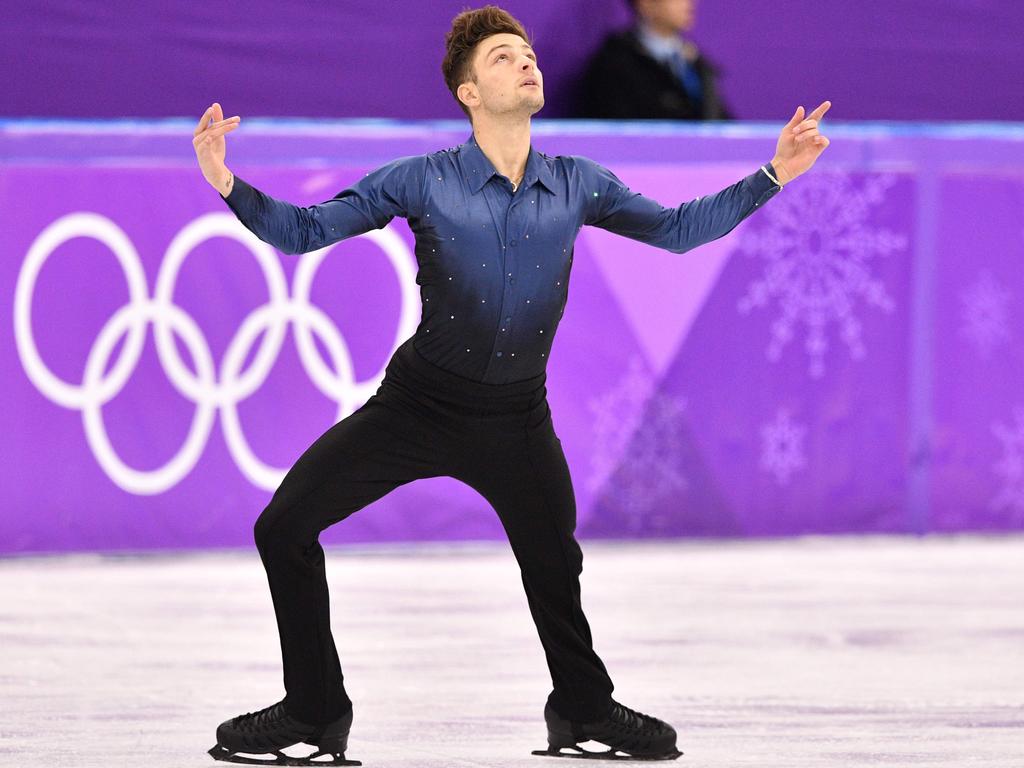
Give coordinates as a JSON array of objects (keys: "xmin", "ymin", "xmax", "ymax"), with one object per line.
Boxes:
[{"xmin": 253, "ymin": 337, "xmax": 615, "ymax": 726}]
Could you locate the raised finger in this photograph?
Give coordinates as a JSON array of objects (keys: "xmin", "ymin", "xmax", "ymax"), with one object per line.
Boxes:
[
  {"xmin": 202, "ymin": 123, "xmax": 240, "ymax": 140},
  {"xmin": 193, "ymin": 116, "xmax": 240, "ymax": 140},
  {"xmin": 212, "ymin": 102, "xmax": 224, "ymax": 122},
  {"xmin": 784, "ymin": 105, "xmax": 805, "ymax": 129},
  {"xmin": 808, "ymin": 100, "xmax": 831, "ymax": 121},
  {"xmin": 193, "ymin": 105, "xmax": 214, "ymax": 136},
  {"xmin": 202, "ymin": 123, "xmax": 238, "ymax": 140},
  {"xmin": 192, "ymin": 123, "xmax": 239, "ymax": 146}
]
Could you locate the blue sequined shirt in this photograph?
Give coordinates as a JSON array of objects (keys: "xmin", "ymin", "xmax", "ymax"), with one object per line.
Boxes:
[{"xmin": 222, "ymin": 134, "xmax": 782, "ymax": 384}]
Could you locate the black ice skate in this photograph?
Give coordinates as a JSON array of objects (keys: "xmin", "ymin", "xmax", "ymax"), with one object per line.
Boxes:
[
  {"xmin": 208, "ymin": 700, "xmax": 360, "ymax": 766},
  {"xmin": 532, "ymin": 699, "xmax": 683, "ymax": 761}
]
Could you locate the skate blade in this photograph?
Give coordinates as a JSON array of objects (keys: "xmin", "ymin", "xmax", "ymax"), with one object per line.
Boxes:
[
  {"xmin": 532, "ymin": 745, "xmax": 683, "ymax": 761},
  {"xmin": 209, "ymin": 743, "xmax": 362, "ymax": 766}
]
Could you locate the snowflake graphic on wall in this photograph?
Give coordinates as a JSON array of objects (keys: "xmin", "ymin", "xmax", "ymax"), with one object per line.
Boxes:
[
  {"xmin": 959, "ymin": 270, "xmax": 1011, "ymax": 360},
  {"xmin": 991, "ymin": 406, "xmax": 1024, "ymax": 523},
  {"xmin": 586, "ymin": 355, "xmax": 688, "ymax": 530},
  {"xmin": 736, "ymin": 172, "xmax": 907, "ymax": 378},
  {"xmin": 759, "ymin": 407, "xmax": 807, "ymax": 486}
]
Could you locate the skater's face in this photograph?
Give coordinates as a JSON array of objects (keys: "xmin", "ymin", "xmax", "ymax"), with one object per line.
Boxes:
[{"xmin": 458, "ymin": 33, "xmax": 544, "ymax": 121}]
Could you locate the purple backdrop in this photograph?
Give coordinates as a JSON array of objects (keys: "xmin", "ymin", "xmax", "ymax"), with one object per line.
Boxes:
[
  {"xmin": 3, "ymin": 118, "xmax": 1024, "ymax": 554},
  {"xmin": 3, "ymin": 0, "xmax": 1024, "ymax": 122}
]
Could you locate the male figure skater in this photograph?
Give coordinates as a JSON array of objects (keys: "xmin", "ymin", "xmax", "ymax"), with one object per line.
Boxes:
[{"xmin": 194, "ymin": 5, "xmax": 831, "ymax": 764}]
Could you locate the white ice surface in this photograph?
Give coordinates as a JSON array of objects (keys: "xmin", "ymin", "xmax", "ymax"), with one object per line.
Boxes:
[{"xmin": 0, "ymin": 534, "xmax": 1022, "ymax": 767}]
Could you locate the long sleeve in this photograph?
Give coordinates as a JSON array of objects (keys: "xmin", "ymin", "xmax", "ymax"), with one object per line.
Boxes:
[
  {"xmin": 579, "ymin": 157, "xmax": 781, "ymax": 253},
  {"xmin": 220, "ymin": 155, "xmax": 425, "ymax": 255}
]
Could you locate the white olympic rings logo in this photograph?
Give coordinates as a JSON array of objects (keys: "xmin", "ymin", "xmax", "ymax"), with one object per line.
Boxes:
[{"xmin": 14, "ymin": 212, "xmax": 419, "ymax": 494}]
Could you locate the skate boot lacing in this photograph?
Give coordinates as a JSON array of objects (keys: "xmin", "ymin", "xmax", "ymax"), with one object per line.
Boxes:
[
  {"xmin": 231, "ymin": 701, "xmax": 291, "ymax": 733},
  {"xmin": 609, "ymin": 701, "xmax": 666, "ymax": 737}
]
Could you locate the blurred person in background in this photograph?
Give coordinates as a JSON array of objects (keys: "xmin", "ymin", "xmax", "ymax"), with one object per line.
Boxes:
[{"xmin": 578, "ymin": 0, "xmax": 733, "ymax": 120}]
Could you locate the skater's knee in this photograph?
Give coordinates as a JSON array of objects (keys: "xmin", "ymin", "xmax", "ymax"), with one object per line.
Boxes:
[
  {"xmin": 254, "ymin": 499, "xmax": 320, "ymax": 555},
  {"xmin": 253, "ymin": 509, "xmax": 272, "ymax": 552},
  {"xmin": 254, "ymin": 503, "xmax": 287, "ymax": 552}
]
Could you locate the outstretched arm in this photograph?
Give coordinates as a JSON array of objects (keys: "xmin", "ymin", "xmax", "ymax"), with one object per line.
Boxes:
[
  {"xmin": 582, "ymin": 160, "xmax": 782, "ymax": 253},
  {"xmin": 582, "ymin": 101, "xmax": 833, "ymax": 252},
  {"xmin": 192, "ymin": 102, "xmax": 423, "ymax": 254},
  {"xmin": 219, "ymin": 161, "xmax": 421, "ymax": 255}
]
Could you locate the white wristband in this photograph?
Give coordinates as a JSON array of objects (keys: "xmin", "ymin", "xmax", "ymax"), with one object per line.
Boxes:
[{"xmin": 761, "ymin": 164, "xmax": 784, "ymax": 189}]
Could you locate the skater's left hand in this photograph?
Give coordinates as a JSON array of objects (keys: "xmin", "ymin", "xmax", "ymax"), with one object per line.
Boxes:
[{"xmin": 770, "ymin": 100, "xmax": 832, "ymax": 185}]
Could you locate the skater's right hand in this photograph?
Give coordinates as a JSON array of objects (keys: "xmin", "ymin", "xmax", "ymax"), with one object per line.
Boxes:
[{"xmin": 193, "ymin": 102, "xmax": 241, "ymax": 197}]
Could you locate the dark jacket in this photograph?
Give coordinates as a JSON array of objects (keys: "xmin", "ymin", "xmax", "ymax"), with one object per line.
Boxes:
[{"xmin": 577, "ymin": 27, "xmax": 734, "ymax": 120}]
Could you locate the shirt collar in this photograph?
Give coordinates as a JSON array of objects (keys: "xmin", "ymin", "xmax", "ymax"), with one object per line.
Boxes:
[
  {"xmin": 462, "ymin": 133, "xmax": 557, "ymax": 196},
  {"xmin": 634, "ymin": 21, "xmax": 686, "ymax": 63}
]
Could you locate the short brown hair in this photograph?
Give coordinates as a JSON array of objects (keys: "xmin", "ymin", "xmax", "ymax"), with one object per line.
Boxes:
[{"xmin": 442, "ymin": 5, "xmax": 531, "ymax": 119}]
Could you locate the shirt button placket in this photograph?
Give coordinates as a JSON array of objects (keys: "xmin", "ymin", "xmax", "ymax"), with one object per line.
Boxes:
[
  {"xmin": 495, "ymin": 204, "xmax": 523, "ymax": 370},
  {"xmin": 501, "ymin": 232, "xmax": 517, "ymax": 344}
]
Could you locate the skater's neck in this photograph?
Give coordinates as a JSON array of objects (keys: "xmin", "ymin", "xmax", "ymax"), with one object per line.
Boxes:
[{"xmin": 472, "ymin": 116, "xmax": 531, "ymax": 190}]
